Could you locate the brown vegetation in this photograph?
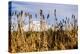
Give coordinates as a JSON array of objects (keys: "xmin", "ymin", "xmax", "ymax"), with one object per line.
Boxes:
[{"xmin": 8, "ymin": 28, "xmax": 78, "ymax": 53}]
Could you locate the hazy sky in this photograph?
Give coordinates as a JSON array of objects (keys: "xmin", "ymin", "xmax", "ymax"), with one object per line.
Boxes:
[{"xmin": 10, "ymin": 1, "xmax": 78, "ymax": 26}]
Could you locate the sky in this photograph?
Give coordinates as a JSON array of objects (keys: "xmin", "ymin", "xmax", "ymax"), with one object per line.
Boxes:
[{"xmin": 9, "ymin": 1, "xmax": 78, "ymax": 29}]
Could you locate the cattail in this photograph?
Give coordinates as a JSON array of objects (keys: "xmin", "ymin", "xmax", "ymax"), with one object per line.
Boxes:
[
  {"xmin": 14, "ymin": 11, "xmax": 17, "ymax": 15},
  {"xmin": 40, "ymin": 9, "xmax": 43, "ymax": 16},
  {"xmin": 47, "ymin": 14, "xmax": 49, "ymax": 19},
  {"xmin": 17, "ymin": 14, "xmax": 19, "ymax": 18},
  {"xmin": 21, "ymin": 10, "xmax": 23, "ymax": 17},
  {"xmin": 25, "ymin": 12, "xmax": 27, "ymax": 17},
  {"xmin": 54, "ymin": 9, "xmax": 56, "ymax": 17},
  {"xmin": 62, "ymin": 19, "xmax": 64, "ymax": 23},
  {"xmin": 54, "ymin": 9, "xmax": 57, "ymax": 21},
  {"xmin": 43, "ymin": 15, "xmax": 45, "ymax": 20},
  {"xmin": 35, "ymin": 13, "xmax": 37, "ymax": 18}
]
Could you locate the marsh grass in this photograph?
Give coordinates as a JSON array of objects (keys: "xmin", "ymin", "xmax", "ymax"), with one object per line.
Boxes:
[{"xmin": 9, "ymin": 28, "xmax": 78, "ymax": 53}]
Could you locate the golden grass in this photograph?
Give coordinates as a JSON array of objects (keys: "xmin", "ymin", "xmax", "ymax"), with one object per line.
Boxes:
[{"xmin": 8, "ymin": 29, "xmax": 78, "ymax": 53}]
